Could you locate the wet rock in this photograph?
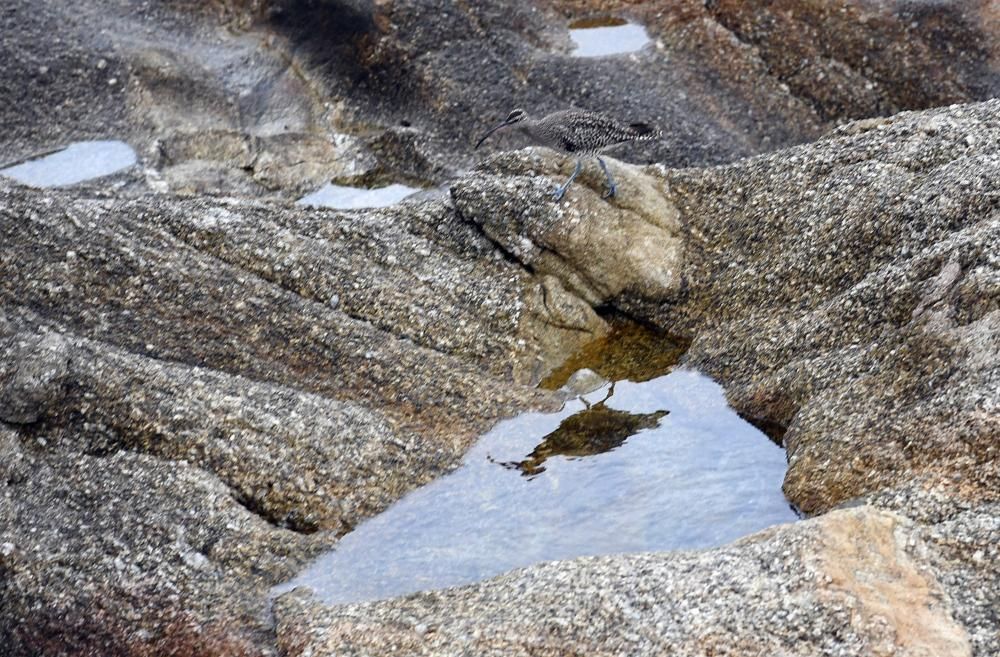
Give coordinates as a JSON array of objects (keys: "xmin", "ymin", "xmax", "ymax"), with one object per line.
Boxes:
[
  {"xmin": 542, "ymin": 317, "xmax": 687, "ymax": 389},
  {"xmin": 266, "ymin": 99, "xmax": 999, "ymax": 657},
  {"xmin": 456, "ymin": 101, "xmax": 998, "ymax": 519},
  {"xmin": 0, "ymin": 2, "xmax": 997, "ymax": 656},
  {"xmin": 5, "ymin": 0, "xmax": 997, "ymax": 197},
  {"xmin": 353, "ymin": 0, "xmax": 998, "ymax": 169}
]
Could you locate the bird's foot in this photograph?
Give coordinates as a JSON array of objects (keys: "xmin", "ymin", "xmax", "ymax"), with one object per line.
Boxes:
[
  {"xmin": 602, "ymin": 183, "xmax": 617, "ymax": 200},
  {"xmin": 552, "ymin": 186, "xmax": 567, "ymax": 201}
]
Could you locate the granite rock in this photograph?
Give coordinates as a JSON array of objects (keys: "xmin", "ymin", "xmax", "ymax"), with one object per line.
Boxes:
[
  {"xmin": 1, "ymin": 2, "xmax": 998, "ymax": 655},
  {"xmin": 0, "ymin": 178, "xmax": 579, "ymax": 654},
  {"xmin": 274, "ymin": 506, "xmax": 985, "ymax": 657},
  {"xmin": 4, "ymin": 0, "xmax": 997, "ymax": 197}
]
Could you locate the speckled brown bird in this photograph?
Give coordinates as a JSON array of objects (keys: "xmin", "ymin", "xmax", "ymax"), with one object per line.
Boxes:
[{"xmin": 475, "ymin": 108, "xmax": 661, "ymax": 200}]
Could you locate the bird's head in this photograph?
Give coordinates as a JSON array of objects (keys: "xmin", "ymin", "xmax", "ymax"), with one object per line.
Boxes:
[
  {"xmin": 504, "ymin": 108, "xmax": 527, "ymax": 124},
  {"xmin": 475, "ymin": 108, "xmax": 528, "ymax": 150}
]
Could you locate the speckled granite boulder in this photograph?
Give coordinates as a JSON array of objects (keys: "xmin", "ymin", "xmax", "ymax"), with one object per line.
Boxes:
[
  {"xmin": 653, "ymin": 101, "xmax": 1000, "ymax": 515},
  {"xmin": 275, "ymin": 505, "xmax": 991, "ymax": 657},
  {"xmin": 0, "ymin": 180, "xmax": 579, "ymax": 655},
  {"xmin": 1, "ymin": 1, "xmax": 998, "ymax": 655},
  {"xmin": 452, "ymin": 149, "xmax": 683, "ymax": 306},
  {"xmin": 1, "ymin": 424, "xmax": 313, "ymax": 656},
  {"xmin": 448, "ymin": 100, "xmax": 999, "ymax": 517}
]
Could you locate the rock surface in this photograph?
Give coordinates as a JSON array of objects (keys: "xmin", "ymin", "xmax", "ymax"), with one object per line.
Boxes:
[
  {"xmin": 4, "ymin": 0, "xmax": 998, "ymax": 197},
  {"xmin": 1, "ymin": 1, "xmax": 998, "ymax": 656},
  {"xmin": 0, "ymin": 179, "xmax": 585, "ymax": 654},
  {"xmin": 657, "ymin": 103, "xmax": 1000, "ymax": 516},
  {"xmin": 453, "ymin": 150, "xmax": 683, "ymax": 306},
  {"xmin": 274, "ymin": 506, "xmax": 984, "ymax": 657},
  {"xmin": 448, "ymin": 101, "xmax": 999, "ymax": 516},
  {"xmin": 1, "ymin": 424, "xmax": 313, "ymax": 656}
]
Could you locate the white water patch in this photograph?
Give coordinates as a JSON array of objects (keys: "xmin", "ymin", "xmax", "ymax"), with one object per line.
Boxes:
[
  {"xmin": 0, "ymin": 141, "xmax": 137, "ymax": 187},
  {"xmin": 297, "ymin": 183, "xmax": 420, "ymax": 209},
  {"xmin": 569, "ymin": 21, "xmax": 651, "ymax": 57},
  {"xmin": 277, "ymin": 369, "xmax": 796, "ymax": 606}
]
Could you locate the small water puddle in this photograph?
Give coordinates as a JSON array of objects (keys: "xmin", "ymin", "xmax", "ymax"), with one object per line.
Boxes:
[
  {"xmin": 0, "ymin": 140, "xmax": 137, "ymax": 187},
  {"xmin": 297, "ymin": 182, "xmax": 420, "ymax": 209},
  {"xmin": 569, "ymin": 17, "xmax": 651, "ymax": 57},
  {"xmin": 277, "ymin": 322, "xmax": 795, "ymax": 605}
]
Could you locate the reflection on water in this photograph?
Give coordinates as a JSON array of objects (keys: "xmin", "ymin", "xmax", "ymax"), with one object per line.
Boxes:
[
  {"xmin": 496, "ymin": 384, "xmax": 668, "ymax": 477},
  {"xmin": 277, "ymin": 369, "xmax": 796, "ymax": 605},
  {"xmin": 569, "ymin": 18, "xmax": 651, "ymax": 58},
  {"xmin": 0, "ymin": 140, "xmax": 137, "ymax": 187},
  {"xmin": 297, "ymin": 182, "xmax": 420, "ymax": 209}
]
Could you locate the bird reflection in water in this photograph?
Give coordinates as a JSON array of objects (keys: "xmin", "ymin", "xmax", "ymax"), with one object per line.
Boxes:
[{"xmin": 494, "ymin": 383, "xmax": 668, "ymax": 477}]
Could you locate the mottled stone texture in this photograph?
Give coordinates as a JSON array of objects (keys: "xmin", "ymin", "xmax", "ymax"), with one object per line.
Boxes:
[
  {"xmin": 447, "ymin": 102, "xmax": 998, "ymax": 516},
  {"xmin": 0, "ymin": 182, "xmax": 578, "ymax": 655},
  {"xmin": 275, "ymin": 507, "xmax": 981, "ymax": 657},
  {"xmin": 452, "ymin": 149, "xmax": 683, "ymax": 306},
  {"xmin": 4, "ymin": 0, "xmax": 997, "ymax": 198},
  {"xmin": 1, "ymin": 1, "xmax": 998, "ymax": 656},
  {"xmin": 654, "ymin": 102, "xmax": 1000, "ymax": 516}
]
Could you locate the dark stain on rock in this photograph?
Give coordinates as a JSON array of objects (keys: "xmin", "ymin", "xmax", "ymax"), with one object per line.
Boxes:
[
  {"xmin": 541, "ymin": 316, "xmax": 687, "ymax": 390},
  {"xmin": 738, "ymin": 413, "xmax": 788, "ymax": 447},
  {"xmin": 568, "ymin": 16, "xmax": 629, "ymax": 30},
  {"xmin": 262, "ymin": 0, "xmax": 379, "ymax": 84}
]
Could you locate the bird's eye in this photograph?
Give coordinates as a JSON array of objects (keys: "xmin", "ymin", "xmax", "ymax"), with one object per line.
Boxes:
[{"xmin": 507, "ymin": 110, "xmax": 522, "ymax": 122}]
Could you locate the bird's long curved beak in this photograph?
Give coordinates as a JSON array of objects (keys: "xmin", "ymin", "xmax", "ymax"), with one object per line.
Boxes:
[{"xmin": 474, "ymin": 120, "xmax": 512, "ymax": 150}]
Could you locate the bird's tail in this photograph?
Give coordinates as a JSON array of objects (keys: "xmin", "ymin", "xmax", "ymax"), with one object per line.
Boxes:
[{"xmin": 629, "ymin": 122, "xmax": 662, "ymax": 141}]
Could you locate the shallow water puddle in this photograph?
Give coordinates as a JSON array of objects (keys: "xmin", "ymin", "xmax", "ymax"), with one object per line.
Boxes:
[
  {"xmin": 0, "ymin": 140, "xmax": 137, "ymax": 187},
  {"xmin": 569, "ymin": 17, "xmax": 651, "ymax": 57},
  {"xmin": 278, "ymin": 368, "xmax": 796, "ymax": 605},
  {"xmin": 297, "ymin": 182, "xmax": 420, "ymax": 209}
]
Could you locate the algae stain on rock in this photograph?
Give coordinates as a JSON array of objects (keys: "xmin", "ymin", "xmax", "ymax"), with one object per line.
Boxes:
[
  {"xmin": 500, "ymin": 317, "xmax": 679, "ymax": 476},
  {"xmin": 541, "ymin": 316, "xmax": 687, "ymax": 389}
]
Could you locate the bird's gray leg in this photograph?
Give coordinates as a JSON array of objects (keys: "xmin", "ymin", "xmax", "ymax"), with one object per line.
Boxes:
[
  {"xmin": 553, "ymin": 159, "xmax": 582, "ymax": 201},
  {"xmin": 597, "ymin": 156, "xmax": 617, "ymax": 199}
]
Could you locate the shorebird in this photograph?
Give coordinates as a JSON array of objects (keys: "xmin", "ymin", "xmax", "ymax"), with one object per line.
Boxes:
[{"xmin": 474, "ymin": 108, "xmax": 661, "ymax": 200}]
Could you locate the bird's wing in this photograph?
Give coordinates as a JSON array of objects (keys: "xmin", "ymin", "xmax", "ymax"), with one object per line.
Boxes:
[{"xmin": 562, "ymin": 111, "xmax": 646, "ymax": 151}]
